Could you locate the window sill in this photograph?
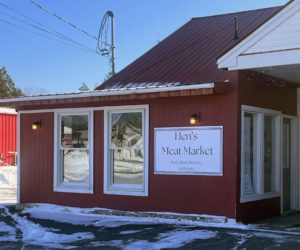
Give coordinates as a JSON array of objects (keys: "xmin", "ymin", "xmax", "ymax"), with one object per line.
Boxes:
[
  {"xmin": 240, "ymin": 192, "xmax": 280, "ymax": 203},
  {"xmin": 104, "ymin": 187, "xmax": 148, "ymax": 197},
  {"xmin": 54, "ymin": 185, "xmax": 93, "ymax": 194}
]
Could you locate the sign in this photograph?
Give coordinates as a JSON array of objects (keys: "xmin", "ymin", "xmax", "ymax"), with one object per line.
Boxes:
[{"xmin": 154, "ymin": 127, "xmax": 223, "ymax": 175}]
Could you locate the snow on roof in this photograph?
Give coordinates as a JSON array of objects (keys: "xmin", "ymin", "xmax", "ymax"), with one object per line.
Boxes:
[
  {"xmin": 0, "ymin": 107, "xmax": 17, "ymax": 114},
  {"xmin": 0, "ymin": 82, "xmax": 215, "ymax": 104}
]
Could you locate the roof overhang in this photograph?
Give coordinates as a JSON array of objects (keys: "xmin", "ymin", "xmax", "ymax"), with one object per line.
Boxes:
[
  {"xmin": 217, "ymin": 0, "xmax": 300, "ymax": 83},
  {"xmin": 0, "ymin": 82, "xmax": 229, "ymax": 109}
]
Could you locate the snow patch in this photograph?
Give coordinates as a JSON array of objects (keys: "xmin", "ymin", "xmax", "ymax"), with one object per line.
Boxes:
[
  {"xmin": 120, "ymin": 229, "xmax": 144, "ymax": 235},
  {"xmin": 123, "ymin": 230, "xmax": 217, "ymax": 249},
  {"xmin": 21, "ymin": 203, "xmax": 250, "ymax": 230},
  {"xmin": 0, "ymin": 207, "xmax": 94, "ymax": 248},
  {"xmin": 0, "ymin": 166, "xmax": 17, "ymax": 188}
]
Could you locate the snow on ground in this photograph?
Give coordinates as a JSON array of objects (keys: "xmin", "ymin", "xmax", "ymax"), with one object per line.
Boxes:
[
  {"xmin": 0, "ymin": 166, "xmax": 17, "ymax": 203},
  {"xmin": 90, "ymin": 229, "xmax": 217, "ymax": 249},
  {"xmin": 1, "ymin": 203, "xmax": 300, "ymax": 249},
  {"xmin": 21, "ymin": 203, "xmax": 251, "ymax": 230},
  {"xmin": 123, "ymin": 230, "xmax": 217, "ymax": 250},
  {"xmin": 0, "ymin": 206, "xmax": 94, "ymax": 248},
  {"xmin": 0, "ymin": 166, "xmax": 17, "ymax": 189}
]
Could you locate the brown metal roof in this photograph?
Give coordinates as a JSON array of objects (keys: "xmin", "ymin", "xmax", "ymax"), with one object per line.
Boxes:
[{"xmin": 97, "ymin": 6, "xmax": 282, "ymax": 90}]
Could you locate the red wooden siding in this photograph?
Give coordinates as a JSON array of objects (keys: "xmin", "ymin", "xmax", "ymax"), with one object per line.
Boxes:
[
  {"xmin": 20, "ymin": 78, "xmax": 239, "ymax": 219},
  {"xmin": 18, "ymin": 70, "xmax": 298, "ymax": 222},
  {"xmin": 0, "ymin": 113, "xmax": 17, "ymax": 166}
]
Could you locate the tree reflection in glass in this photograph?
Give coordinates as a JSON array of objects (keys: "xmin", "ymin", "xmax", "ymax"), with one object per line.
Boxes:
[{"xmin": 110, "ymin": 112, "xmax": 143, "ymax": 185}]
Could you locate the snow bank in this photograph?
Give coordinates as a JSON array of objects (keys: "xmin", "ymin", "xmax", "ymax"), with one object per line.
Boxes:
[
  {"xmin": 0, "ymin": 166, "xmax": 17, "ymax": 189},
  {"xmin": 0, "ymin": 166, "xmax": 17, "ymax": 203},
  {"xmin": 21, "ymin": 203, "xmax": 251, "ymax": 230}
]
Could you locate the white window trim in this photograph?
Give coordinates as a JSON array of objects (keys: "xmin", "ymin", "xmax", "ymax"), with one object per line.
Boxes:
[
  {"xmin": 103, "ymin": 105, "xmax": 149, "ymax": 196},
  {"xmin": 53, "ymin": 110, "xmax": 94, "ymax": 194},
  {"xmin": 281, "ymin": 115, "xmax": 298, "ymax": 213},
  {"xmin": 241, "ymin": 105, "xmax": 281, "ymax": 203}
]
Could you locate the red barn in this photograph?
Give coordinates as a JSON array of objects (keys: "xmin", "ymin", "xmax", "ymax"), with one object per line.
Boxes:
[
  {"xmin": 1, "ymin": 1, "xmax": 300, "ymax": 223},
  {"xmin": 0, "ymin": 108, "xmax": 17, "ymax": 166}
]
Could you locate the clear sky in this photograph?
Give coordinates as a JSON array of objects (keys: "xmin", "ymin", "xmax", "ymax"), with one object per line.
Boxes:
[{"xmin": 0, "ymin": 0, "xmax": 289, "ymax": 94}]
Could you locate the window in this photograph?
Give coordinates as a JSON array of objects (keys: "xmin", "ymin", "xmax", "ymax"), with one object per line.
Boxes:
[
  {"xmin": 104, "ymin": 106, "xmax": 148, "ymax": 196},
  {"xmin": 54, "ymin": 110, "xmax": 93, "ymax": 193},
  {"xmin": 241, "ymin": 105, "xmax": 280, "ymax": 202}
]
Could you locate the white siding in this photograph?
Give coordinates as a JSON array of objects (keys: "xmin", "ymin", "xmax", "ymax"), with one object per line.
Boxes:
[{"xmin": 244, "ymin": 10, "xmax": 300, "ymax": 54}]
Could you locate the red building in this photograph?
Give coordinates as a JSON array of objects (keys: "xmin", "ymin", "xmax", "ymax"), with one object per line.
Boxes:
[
  {"xmin": 0, "ymin": 108, "xmax": 17, "ymax": 166},
  {"xmin": 1, "ymin": 1, "xmax": 300, "ymax": 223}
]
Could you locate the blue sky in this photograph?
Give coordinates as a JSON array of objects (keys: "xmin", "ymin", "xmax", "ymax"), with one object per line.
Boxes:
[{"xmin": 0, "ymin": 0, "xmax": 288, "ymax": 94}]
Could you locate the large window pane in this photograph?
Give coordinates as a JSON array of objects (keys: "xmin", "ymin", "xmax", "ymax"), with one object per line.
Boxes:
[
  {"xmin": 111, "ymin": 112, "xmax": 142, "ymax": 148},
  {"xmin": 264, "ymin": 116, "xmax": 276, "ymax": 193},
  {"xmin": 62, "ymin": 150, "xmax": 89, "ymax": 183},
  {"xmin": 61, "ymin": 115, "xmax": 89, "ymax": 148},
  {"xmin": 112, "ymin": 149, "xmax": 143, "ymax": 185},
  {"xmin": 243, "ymin": 113, "xmax": 257, "ymax": 195}
]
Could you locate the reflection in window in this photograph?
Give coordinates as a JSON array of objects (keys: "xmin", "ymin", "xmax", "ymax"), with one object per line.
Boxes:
[
  {"xmin": 264, "ymin": 116, "xmax": 276, "ymax": 193},
  {"xmin": 112, "ymin": 149, "xmax": 143, "ymax": 184},
  {"xmin": 61, "ymin": 115, "xmax": 88, "ymax": 148},
  {"xmin": 62, "ymin": 150, "xmax": 89, "ymax": 183},
  {"xmin": 243, "ymin": 113, "xmax": 257, "ymax": 196},
  {"xmin": 110, "ymin": 112, "xmax": 144, "ymax": 185},
  {"xmin": 111, "ymin": 112, "xmax": 142, "ymax": 148},
  {"xmin": 59, "ymin": 114, "xmax": 89, "ymax": 184}
]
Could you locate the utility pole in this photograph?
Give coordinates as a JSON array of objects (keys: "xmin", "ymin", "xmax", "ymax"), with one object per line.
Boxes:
[
  {"xmin": 97, "ymin": 11, "xmax": 116, "ymax": 77},
  {"xmin": 106, "ymin": 11, "xmax": 115, "ymax": 75}
]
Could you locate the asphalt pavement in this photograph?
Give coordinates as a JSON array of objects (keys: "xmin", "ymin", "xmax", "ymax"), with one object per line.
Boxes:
[{"xmin": 1, "ymin": 205, "xmax": 300, "ymax": 249}]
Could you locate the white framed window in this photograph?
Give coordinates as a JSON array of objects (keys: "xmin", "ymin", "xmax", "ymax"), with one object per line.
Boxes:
[
  {"xmin": 241, "ymin": 105, "xmax": 281, "ymax": 203},
  {"xmin": 104, "ymin": 105, "xmax": 149, "ymax": 196},
  {"xmin": 54, "ymin": 110, "xmax": 93, "ymax": 194}
]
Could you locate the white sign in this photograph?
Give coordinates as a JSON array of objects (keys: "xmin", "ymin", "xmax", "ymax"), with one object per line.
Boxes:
[{"xmin": 154, "ymin": 127, "xmax": 223, "ymax": 175}]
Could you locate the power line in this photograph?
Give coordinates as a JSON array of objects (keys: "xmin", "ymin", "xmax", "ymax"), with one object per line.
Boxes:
[
  {"xmin": 0, "ymin": 2, "xmax": 46, "ymax": 27},
  {"xmin": 0, "ymin": 8, "xmax": 98, "ymax": 53},
  {"xmin": 29, "ymin": 0, "xmax": 104, "ymax": 42},
  {"xmin": 0, "ymin": 17, "xmax": 98, "ymax": 54}
]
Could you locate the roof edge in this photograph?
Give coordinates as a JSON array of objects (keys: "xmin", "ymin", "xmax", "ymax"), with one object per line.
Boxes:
[
  {"xmin": 0, "ymin": 83, "xmax": 215, "ymax": 104},
  {"xmin": 191, "ymin": 5, "xmax": 283, "ymax": 20}
]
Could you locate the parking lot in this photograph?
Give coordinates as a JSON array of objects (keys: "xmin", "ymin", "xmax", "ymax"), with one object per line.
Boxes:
[{"xmin": 1, "ymin": 204, "xmax": 300, "ymax": 249}]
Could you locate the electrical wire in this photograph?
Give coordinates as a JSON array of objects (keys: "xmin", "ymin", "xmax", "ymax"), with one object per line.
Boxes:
[
  {"xmin": 0, "ymin": 8, "xmax": 98, "ymax": 53},
  {"xmin": 0, "ymin": 2, "xmax": 47, "ymax": 27},
  {"xmin": 29, "ymin": 0, "xmax": 102, "ymax": 42},
  {"xmin": 0, "ymin": 17, "xmax": 99, "ymax": 54},
  {"xmin": 97, "ymin": 12, "xmax": 111, "ymax": 56}
]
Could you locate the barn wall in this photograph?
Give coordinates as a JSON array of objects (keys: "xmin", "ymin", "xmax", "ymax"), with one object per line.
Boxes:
[
  {"xmin": 0, "ymin": 113, "xmax": 17, "ymax": 166},
  {"xmin": 20, "ymin": 74, "xmax": 239, "ymax": 219}
]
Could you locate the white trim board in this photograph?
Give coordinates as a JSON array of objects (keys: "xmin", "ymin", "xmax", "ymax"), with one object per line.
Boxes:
[
  {"xmin": 19, "ymin": 105, "xmax": 150, "ymax": 114},
  {"xmin": 0, "ymin": 83, "xmax": 215, "ymax": 104},
  {"xmin": 217, "ymin": 0, "xmax": 300, "ymax": 70},
  {"xmin": 281, "ymin": 115, "xmax": 298, "ymax": 213},
  {"xmin": 17, "ymin": 112, "xmax": 20, "ymax": 203}
]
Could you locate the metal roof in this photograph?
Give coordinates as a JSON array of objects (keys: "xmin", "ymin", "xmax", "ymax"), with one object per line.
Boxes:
[{"xmin": 97, "ymin": 6, "xmax": 282, "ymax": 90}]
